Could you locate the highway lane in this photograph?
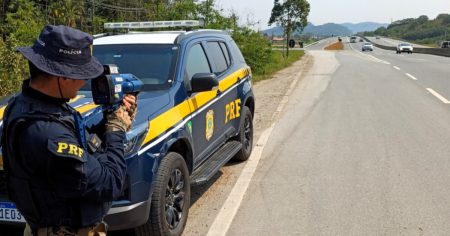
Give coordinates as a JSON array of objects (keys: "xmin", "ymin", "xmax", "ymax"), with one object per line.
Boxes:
[
  {"xmin": 225, "ymin": 38, "xmax": 450, "ymax": 235},
  {"xmin": 366, "ymin": 36, "xmax": 431, "ymax": 48},
  {"xmin": 347, "ymin": 40, "xmax": 450, "ymax": 104}
]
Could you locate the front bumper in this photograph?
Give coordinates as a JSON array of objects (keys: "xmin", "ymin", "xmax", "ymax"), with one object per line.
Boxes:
[
  {"xmin": 105, "ymin": 199, "xmax": 151, "ymax": 231},
  {"xmin": 399, "ymin": 48, "xmax": 413, "ymax": 52}
]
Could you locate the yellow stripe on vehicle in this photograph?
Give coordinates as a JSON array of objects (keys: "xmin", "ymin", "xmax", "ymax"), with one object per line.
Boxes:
[
  {"xmin": 0, "ymin": 106, "xmax": 5, "ymax": 120},
  {"xmin": 76, "ymin": 103, "xmax": 99, "ymax": 114},
  {"xmin": 69, "ymin": 95, "xmax": 85, "ymax": 103},
  {"xmin": 140, "ymin": 67, "xmax": 249, "ymax": 147},
  {"xmin": 142, "ymin": 99, "xmax": 192, "ymax": 145},
  {"xmin": 0, "ymin": 99, "xmax": 95, "ymax": 121}
]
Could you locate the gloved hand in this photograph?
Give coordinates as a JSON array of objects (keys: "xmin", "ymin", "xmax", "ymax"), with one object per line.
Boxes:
[
  {"xmin": 122, "ymin": 94, "xmax": 137, "ymax": 121},
  {"xmin": 105, "ymin": 105, "xmax": 132, "ymax": 132}
]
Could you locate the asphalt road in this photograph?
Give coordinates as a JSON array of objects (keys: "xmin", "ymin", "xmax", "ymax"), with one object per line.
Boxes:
[
  {"xmin": 366, "ymin": 36, "xmax": 431, "ymax": 48},
  {"xmin": 226, "ymin": 38, "xmax": 450, "ymax": 235}
]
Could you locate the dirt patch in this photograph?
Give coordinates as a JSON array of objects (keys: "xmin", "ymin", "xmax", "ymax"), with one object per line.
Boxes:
[{"xmin": 324, "ymin": 41, "xmax": 344, "ymax": 50}]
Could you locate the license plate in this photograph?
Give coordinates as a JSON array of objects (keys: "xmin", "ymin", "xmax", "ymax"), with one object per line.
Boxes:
[{"xmin": 0, "ymin": 202, "xmax": 26, "ymax": 223}]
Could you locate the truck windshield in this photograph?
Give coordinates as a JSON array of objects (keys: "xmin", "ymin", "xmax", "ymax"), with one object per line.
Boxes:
[{"xmin": 82, "ymin": 44, "xmax": 178, "ymax": 91}]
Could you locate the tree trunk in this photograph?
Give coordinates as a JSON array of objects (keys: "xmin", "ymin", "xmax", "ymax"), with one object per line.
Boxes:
[{"xmin": 286, "ymin": 30, "xmax": 290, "ymax": 58}]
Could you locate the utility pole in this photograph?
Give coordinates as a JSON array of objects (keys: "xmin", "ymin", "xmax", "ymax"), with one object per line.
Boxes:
[{"xmin": 92, "ymin": 0, "xmax": 95, "ymax": 34}]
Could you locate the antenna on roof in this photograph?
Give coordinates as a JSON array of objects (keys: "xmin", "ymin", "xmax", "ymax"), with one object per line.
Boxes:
[{"xmin": 104, "ymin": 19, "xmax": 205, "ymax": 30}]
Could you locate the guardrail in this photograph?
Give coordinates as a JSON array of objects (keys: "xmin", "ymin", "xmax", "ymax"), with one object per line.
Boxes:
[{"xmin": 359, "ymin": 36, "xmax": 450, "ymax": 57}]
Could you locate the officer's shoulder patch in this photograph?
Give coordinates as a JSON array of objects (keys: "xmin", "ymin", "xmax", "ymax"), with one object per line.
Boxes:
[{"xmin": 47, "ymin": 138, "xmax": 87, "ymax": 162}]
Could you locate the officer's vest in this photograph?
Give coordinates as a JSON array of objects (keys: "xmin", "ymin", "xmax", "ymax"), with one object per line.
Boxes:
[{"xmin": 1, "ymin": 94, "xmax": 109, "ymax": 230}]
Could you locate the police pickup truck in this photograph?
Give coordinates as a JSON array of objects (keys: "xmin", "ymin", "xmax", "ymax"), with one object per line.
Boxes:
[{"xmin": 0, "ymin": 20, "xmax": 255, "ymax": 236}]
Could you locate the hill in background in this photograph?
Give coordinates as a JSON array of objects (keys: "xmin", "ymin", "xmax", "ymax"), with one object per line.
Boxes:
[
  {"xmin": 366, "ymin": 14, "xmax": 450, "ymax": 45},
  {"xmin": 340, "ymin": 22, "xmax": 388, "ymax": 34},
  {"xmin": 263, "ymin": 22, "xmax": 387, "ymax": 37}
]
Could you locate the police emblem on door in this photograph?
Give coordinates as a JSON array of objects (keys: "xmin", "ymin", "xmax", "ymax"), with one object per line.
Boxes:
[{"xmin": 205, "ymin": 110, "xmax": 214, "ymax": 141}]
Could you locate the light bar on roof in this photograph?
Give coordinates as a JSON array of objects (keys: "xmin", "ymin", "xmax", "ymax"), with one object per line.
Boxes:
[{"xmin": 104, "ymin": 20, "xmax": 205, "ymax": 29}]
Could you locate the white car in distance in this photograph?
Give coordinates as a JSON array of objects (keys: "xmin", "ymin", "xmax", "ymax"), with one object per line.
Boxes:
[
  {"xmin": 396, "ymin": 43, "xmax": 413, "ymax": 54},
  {"xmin": 362, "ymin": 42, "xmax": 374, "ymax": 51}
]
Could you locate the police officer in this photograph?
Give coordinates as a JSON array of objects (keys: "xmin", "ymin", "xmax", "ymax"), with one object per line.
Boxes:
[{"xmin": 1, "ymin": 25, "xmax": 136, "ymax": 235}]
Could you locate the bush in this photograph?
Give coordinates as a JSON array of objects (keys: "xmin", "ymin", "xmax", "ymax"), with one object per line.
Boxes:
[
  {"xmin": 0, "ymin": 35, "xmax": 28, "ymax": 96},
  {"xmin": 231, "ymin": 28, "xmax": 272, "ymax": 75}
]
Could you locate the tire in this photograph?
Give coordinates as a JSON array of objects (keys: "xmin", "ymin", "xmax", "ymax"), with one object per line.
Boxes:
[
  {"xmin": 233, "ymin": 106, "xmax": 253, "ymax": 161},
  {"xmin": 135, "ymin": 152, "xmax": 190, "ymax": 236}
]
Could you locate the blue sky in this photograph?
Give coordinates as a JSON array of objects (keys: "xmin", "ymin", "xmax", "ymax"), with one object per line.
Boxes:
[{"xmin": 214, "ymin": 0, "xmax": 450, "ymax": 30}]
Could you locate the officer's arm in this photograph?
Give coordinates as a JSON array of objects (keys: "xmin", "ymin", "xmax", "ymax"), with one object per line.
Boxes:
[{"xmin": 47, "ymin": 123, "xmax": 127, "ymax": 202}]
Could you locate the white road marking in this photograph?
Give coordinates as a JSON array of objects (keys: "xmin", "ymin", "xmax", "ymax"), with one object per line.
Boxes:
[
  {"xmin": 206, "ymin": 125, "xmax": 274, "ymax": 236},
  {"xmin": 367, "ymin": 54, "xmax": 391, "ymax": 64},
  {"xmin": 393, "ymin": 66, "xmax": 401, "ymax": 70},
  {"xmin": 405, "ymin": 73, "xmax": 418, "ymax": 80},
  {"xmin": 427, "ymin": 88, "xmax": 450, "ymax": 104},
  {"xmin": 350, "ymin": 43, "xmax": 391, "ymax": 65},
  {"xmin": 206, "ymin": 58, "xmax": 305, "ymax": 236}
]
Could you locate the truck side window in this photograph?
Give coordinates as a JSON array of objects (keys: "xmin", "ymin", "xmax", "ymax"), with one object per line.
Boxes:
[
  {"xmin": 219, "ymin": 42, "xmax": 231, "ymax": 66},
  {"xmin": 207, "ymin": 41, "xmax": 228, "ymax": 74},
  {"xmin": 186, "ymin": 44, "xmax": 211, "ymax": 80}
]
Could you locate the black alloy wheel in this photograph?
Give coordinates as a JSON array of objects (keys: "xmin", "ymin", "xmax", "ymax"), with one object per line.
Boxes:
[
  {"xmin": 135, "ymin": 152, "xmax": 190, "ymax": 236},
  {"xmin": 165, "ymin": 169, "xmax": 186, "ymax": 229}
]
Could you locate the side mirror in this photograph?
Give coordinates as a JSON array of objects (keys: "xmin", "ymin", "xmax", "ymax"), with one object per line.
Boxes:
[{"xmin": 190, "ymin": 73, "xmax": 218, "ymax": 93}]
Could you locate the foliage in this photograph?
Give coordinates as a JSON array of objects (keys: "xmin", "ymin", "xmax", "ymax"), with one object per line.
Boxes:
[
  {"xmin": 364, "ymin": 14, "xmax": 450, "ymax": 45},
  {"xmin": 0, "ymin": 0, "xmax": 302, "ymax": 97},
  {"xmin": 232, "ymin": 28, "xmax": 272, "ymax": 75},
  {"xmin": 268, "ymin": 0, "xmax": 310, "ymax": 57},
  {"xmin": 0, "ymin": 0, "xmax": 43, "ymax": 96},
  {"xmin": 0, "ymin": 35, "xmax": 28, "ymax": 96},
  {"xmin": 252, "ymin": 50, "xmax": 304, "ymax": 82}
]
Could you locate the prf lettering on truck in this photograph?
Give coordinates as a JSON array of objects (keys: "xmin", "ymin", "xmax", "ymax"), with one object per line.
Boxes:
[{"xmin": 225, "ymin": 99, "xmax": 241, "ymax": 124}]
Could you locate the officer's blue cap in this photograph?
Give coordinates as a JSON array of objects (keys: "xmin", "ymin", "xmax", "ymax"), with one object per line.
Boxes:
[{"xmin": 16, "ymin": 25, "xmax": 104, "ymax": 80}]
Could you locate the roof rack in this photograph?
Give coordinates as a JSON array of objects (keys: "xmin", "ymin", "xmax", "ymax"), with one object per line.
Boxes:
[{"xmin": 104, "ymin": 19, "xmax": 205, "ymax": 30}]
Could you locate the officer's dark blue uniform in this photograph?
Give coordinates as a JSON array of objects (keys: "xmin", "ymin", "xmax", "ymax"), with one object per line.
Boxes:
[{"xmin": 0, "ymin": 25, "xmax": 129, "ymax": 234}]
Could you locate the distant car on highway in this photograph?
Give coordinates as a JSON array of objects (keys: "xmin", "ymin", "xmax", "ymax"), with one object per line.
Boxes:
[
  {"xmin": 439, "ymin": 41, "xmax": 450, "ymax": 48},
  {"xmin": 375, "ymin": 36, "xmax": 380, "ymax": 39},
  {"xmin": 362, "ymin": 42, "xmax": 374, "ymax": 51},
  {"xmin": 350, "ymin": 36, "xmax": 357, "ymax": 43},
  {"xmin": 396, "ymin": 43, "xmax": 413, "ymax": 54}
]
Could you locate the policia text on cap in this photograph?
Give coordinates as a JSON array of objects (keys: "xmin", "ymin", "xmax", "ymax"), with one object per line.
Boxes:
[{"xmin": 1, "ymin": 25, "xmax": 137, "ymax": 236}]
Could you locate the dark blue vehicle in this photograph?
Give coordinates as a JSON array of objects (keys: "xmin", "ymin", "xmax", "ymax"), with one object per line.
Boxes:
[{"xmin": 0, "ymin": 21, "xmax": 255, "ymax": 236}]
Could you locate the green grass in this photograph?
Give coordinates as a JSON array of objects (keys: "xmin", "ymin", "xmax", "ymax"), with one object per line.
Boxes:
[{"xmin": 253, "ymin": 50, "xmax": 304, "ymax": 82}]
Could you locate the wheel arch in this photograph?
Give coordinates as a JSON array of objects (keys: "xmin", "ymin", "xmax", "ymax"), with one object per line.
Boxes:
[
  {"xmin": 244, "ymin": 95, "xmax": 255, "ymax": 118},
  {"xmin": 166, "ymin": 138, "xmax": 194, "ymax": 174}
]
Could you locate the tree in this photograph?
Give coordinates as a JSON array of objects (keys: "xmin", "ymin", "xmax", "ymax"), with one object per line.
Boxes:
[
  {"xmin": 1, "ymin": 0, "xmax": 44, "ymax": 96},
  {"xmin": 268, "ymin": 0, "xmax": 310, "ymax": 57}
]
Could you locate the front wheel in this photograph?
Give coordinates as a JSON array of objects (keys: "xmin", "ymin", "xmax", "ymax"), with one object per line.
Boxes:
[
  {"xmin": 233, "ymin": 106, "xmax": 253, "ymax": 161},
  {"xmin": 135, "ymin": 152, "xmax": 190, "ymax": 236}
]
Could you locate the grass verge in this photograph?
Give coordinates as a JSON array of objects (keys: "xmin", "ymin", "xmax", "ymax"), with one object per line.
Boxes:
[{"xmin": 253, "ymin": 50, "xmax": 304, "ymax": 82}]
